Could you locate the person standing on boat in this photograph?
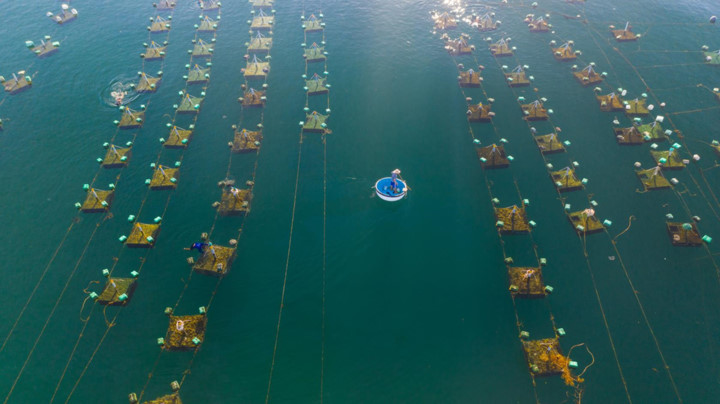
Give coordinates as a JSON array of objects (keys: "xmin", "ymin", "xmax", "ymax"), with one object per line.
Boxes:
[{"xmin": 390, "ymin": 169, "xmax": 401, "ymax": 193}]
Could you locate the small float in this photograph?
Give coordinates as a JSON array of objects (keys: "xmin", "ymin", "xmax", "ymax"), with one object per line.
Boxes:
[{"xmin": 375, "ymin": 169, "xmax": 408, "ymax": 202}]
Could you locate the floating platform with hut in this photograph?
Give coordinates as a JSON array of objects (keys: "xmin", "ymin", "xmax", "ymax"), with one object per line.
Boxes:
[
  {"xmin": 495, "ymin": 204, "xmax": 529, "ymax": 233},
  {"xmin": 611, "ymin": 22, "xmax": 638, "ymax": 42},
  {"xmin": 477, "ymin": 144, "xmax": 510, "ymax": 169},
  {"xmin": 521, "ymin": 100, "xmax": 548, "ymax": 120},
  {"xmin": 96, "ymin": 278, "xmax": 137, "ymax": 306},
  {"xmin": 240, "ymin": 87, "xmax": 266, "ymax": 107},
  {"xmin": 193, "ymin": 243, "xmax": 236, "ymax": 275},
  {"xmin": 523, "ymin": 338, "xmax": 567, "ymax": 376},
  {"xmin": 26, "ymin": 37, "xmax": 60, "ymax": 58},
  {"xmin": 666, "ymin": 222, "xmax": 702, "ymax": 246},
  {"xmin": 81, "ymin": 188, "xmax": 114, "ymax": 213},
  {"xmin": 505, "ymin": 65, "xmax": 530, "ymax": 87},
  {"xmin": 216, "ymin": 187, "xmax": 252, "ymax": 216},
  {"xmin": 303, "ymin": 111, "xmax": 328, "ymax": 132},
  {"xmin": 596, "ymin": 92, "xmax": 624, "ymax": 111},
  {"xmin": 304, "ymin": 42, "xmax": 326, "ymax": 62},
  {"xmin": 185, "ymin": 65, "xmax": 210, "ymax": 84},
  {"xmin": 305, "ymin": 73, "xmax": 329, "ymax": 95},
  {"xmin": 445, "ymin": 36, "xmax": 474, "ymax": 55},
  {"xmin": 458, "ymin": 68, "xmax": 481, "ymax": 87},
  {"xmin": 149, "ymin": 16, "xmax": 171, "ymax": 33},
  {"xmin": 535, "ymin": 133, "xmax": 565, "ymax": 154},
  {"xmin": 177, "ymin": 93, "xmax": 204, "ymax": 114},
  {"xmin": 47, "ymin": 4, "xmax": 77, "ymax": 24},
  {"xmin": 573, "ymin": 64, "xmax": 603, "ymax": 86},
  {"xmin": 191, "ymin": 39, "xmax": 214, "ymax": 57},
  {"xmin": 467, "ymin": 101, "xmax": 493, "ymax": 122},
  {"xmin": 551, "ymin": 167, "xmax": 583, "ymax": 192},
  {"xmin": 102, "ymin": 144, "xmax": 131, "ymax": 168},
  {"xmin": 528, "ymin": 16, "xmax": 550, "ymax": 32},
  {"xmin": 251, "ymin": 10, "xmax": 274, "ymax": 31},
  {"xmin": 625, "ymin": 98, "xmax": 649, "ymax": 116},
  {"xmin": 231, "ymin": 128, "xmax": 262, "ymax": 153},
  {"xmin": 473, "ymin": 13, "xmax": 498, "ymax": 32},
  {"xmin": 243, "ymin": 55, "xmax": 269, "ymax": 79},
  {"xmin": 196, "ymin": 15, "xmax": 218, "ymax": 32},
  {"xmin": 651, "ymin": 149, "xmax": 685, "ymax": 170},
  {"xmin": 125, "ymin": 223, "xmax": 160, "ymax": 248},
  {"xmin": 164, "ymin": 126, "xmax": 192, "ymax": 148},
  {"xmin": 142, "ymin": 42, "xmax": 167, "ymax": 60},
  {"xmin": 434, "ymin": 12, "xmax": 457, "ymax": 30},
  {"xmin": 1, "ymin": 72, "xmax": 32, "ymax": 95},
  {"xmin": 490, "ymin": 38, "xmax": 513, "ymax": 57},
  {"xmin": 552, "ymin": 42, "xmax": 577, "ymax": 61},
  {"xmin": 154, "ymin": 0, "xmax": 176, "ymax": 10},
  {"xmin": 135, "ymin": 73, "xmax": 161, "ymax": 93},
  {"xmin": 117, "ymin": 108, "xmax": 144, "ymax": 129},
  {"xmin": 149, "ymin": 165, "xmax": 179, "ymax": 190},
  {"xmin": 568, "ymin": 209, "xmax": 604, "ymax": 234},
  {"xmin": 249, "ymin": 32, "xmax": 272, "ymax": 53},
  {"xmin": 162, "ymin": 314, "xmax": 206, "ymax": 350},
  {"xmin": 303, "ymin": 14, "xmax": 324, "ymax": 32},
  {"xmin": 508, "ymin": 267, "xmax": 546, "ymax": 298},
  {"xmin": 637, "ymin": 166, "xmax": 671, "ymax": 190}
]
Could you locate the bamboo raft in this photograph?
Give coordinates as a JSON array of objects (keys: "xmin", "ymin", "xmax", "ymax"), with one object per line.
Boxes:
[
  {"xmin": 636, "ymin": 167, "xmax": 671, "ymax": 190},
  {"xmin": 573, "ymin": 64, "xmax": 603, "ymax": 86},
  {"xmin": 551, "ymin": 167, "xmax": 583, "ymax": 192},
  {"xmin": 521, "ymin": 100, "xmax": 548, "ymax": 121},
  {"xmin": 162, "ymin": 314, "xmax": 206, "ymax": 350},
  {"xmin": 81, "ymin": 188, "xmax": 114, "ymax": 213},
  {"xmin": 508, "ymin": 267, "xmax": 546, "ymax": 298},
  {"xmin": 193, "ymin": 244, "xmax": 237, "ymax": 275},
  {"xmin": 489, "ymin": 38, "xmax": 513, "ymax": 57},
  {"xmin": 231, "ymin": 128, "xmax": 262, "ymax": 153},
  {"xmin": 164, "ymin": 126, "xmax": 193, "ymax": 148},
  {"xmin": 494, "ymin": 205, "xmax": 529, "ymax": 233},
  {"xmin": 505, "ymin": 65, "xmax": 530, "ymax": 87},
  {"xmin": 535, "ymin": 133, "xmax": 566, "ymax": 154},
  {"xmin": 97, "ymin": 278, "xmax": 137, "ymax": 305},
  {"xmin": 467, "ymin": 102, "xmax": 493, "ymax": 122},
  {"xmin": 666, "ymin": 222, "xmax": 702, "ymax": 246},
  {"xmin": 567, "ymin": 210, "xmax": 604, "ymax": 234},
  {"xmin": 611, "ymin": 22, "xmax": 638, "ymax": 42},
  {"xmin": 458, "ymin": 69, "xmax": 482, "ymax": 87},
  {"xmin": 102, "ymin": 144, "xmax": 131, "ymax": 167},
  {"xmin": 478, "ymin": 144, "xmax": 510, "ymax": 169}
]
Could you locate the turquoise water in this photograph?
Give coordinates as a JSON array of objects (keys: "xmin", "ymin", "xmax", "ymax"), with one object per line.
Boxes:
[{"xmin": 1, "ymin": 0, "xmax": 720, "ymax": 402}]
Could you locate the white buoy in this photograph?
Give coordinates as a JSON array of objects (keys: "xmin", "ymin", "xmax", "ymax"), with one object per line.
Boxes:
[{"xmin": 693, "ymin": 154, "xmax": 701, "ymax": 161}]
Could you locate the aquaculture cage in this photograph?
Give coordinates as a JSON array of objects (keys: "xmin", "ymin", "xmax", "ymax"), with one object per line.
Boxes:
[
  {"xmin": 162, "ymin": 314, "xmax": 207, "ymax": 350},
  {"xmin": 535, "ymin": 133, "xmax": 566, "ymax": 154},
  {"xmin": 251, "ymin": 0, "xmax": 273, "ymax": 8},
  {"xmin": 125, "ymin": 223, "xmax": 160, "ymax": 248},
  {"xmin": 666, "ymin": 222, "xmax": 702, "ymax": 246},
  {"xmin": 248, "ymin": 32, "xmax": 273, "ymax": 53},
  {"xmin": 164, "ymin": 126, "xmax": 193, "ymax": 148},
  {"xmin": 191, "ymin": 39, "xmax": 214, "ymax": 57},
  {"xmin": 304, "ymin": 42, "xmax": 326, "ymax": 63},
  {"xmin": 434, "ymin": 12, "xmax": 457, "ymax": 30},
  {"xmin": 305, "ymin": 73, "xmax": 329, "ymax": 95},
  {"xmin": 528, "ymin": 17, "xmax": 550, "ymax": 32},
  {"xmin": 81, "ymin": 188, "xmax": 114, "ymax": 213},
  {"xmin": 551, "ymin": 167, "xmax": 583, "ymax": 192},
  {"xmin": 142, "ymin": 42, "xmax": 167, "ymax": 60},
  {"xmin": 251, "ymin": 10, "xmax": 274, "ymax": 31},
  {"xmin": 573, "ymin": 64, "xmax": 603, "ymax": 86},
  {"xmin": 149, "ymin": 165, "xmax": 179, "ymax": 190},
  {"xmin": 611, "ymin": 22, "xmax": 638, "ymax": 42},
  {"xmin": 193, "ymin": 244, "xmax": 237, "ymax": 275},
  {"xmin": 154, "ymin": 0, "xmax": 176, "ymax": 10},
  {"xmin": 505, "ymin": 65, "xmax": 530, "ymax": 87},
  {"xmin": 135, "ymin": 73, "xmax": 161, "ymax": 93},
  {"xmin": 47, "ymin": 5, "xmax": 78, "ymax": 24},
  {"xmin": 186, "ymin": 65, "xmax": 210, "ymax": 84},
  {"xmin": 522, "ymin": 338, "xmax": 567, "ymax": 376},
  {"xmin": 1, "ymin": 72, "xmax": 32, "ymax": 95},
  {"xmin": 636, "ymin": 166, "xmax": 671, "ymax": 190},
  {"xmin": 243, "ymin": 55, "xmax": 269, "ymax": 79},
  {"xmin": 567, "ymin": 209, "xmax": 604, "ymax": 235},
  {"xmin": 624, "ymin": 98, "xmax": 649, "ymax": 116},
  {"xmin": 477, "ymin": 144, "xmax": 510, "ymax": 169},
  {"xmin": 196, "ymin": 15, "xmax": 218, "ymax": 32},
  {"xmin": 651, "ymin": 149, "xmax": 685, "ymax": 170},
  {"xmin": 304, "ymin": 14, "xmax": 324, "ymax": 33},
  {"xmin": 200, "ymin": 0, "xmax": 221, "ymax": 11},
  {"xmin": 445, "ymin": 36, "xmax": 474, "ymax": 55},
  {"xmin": 490, "ymin": 38, "xmax": 513, "ymax": 57},
  {"xmin": 232, "ymin": 129, "xmax": 262, "ymax": 153},
  {"xmin": 96, "ymin": 278, "xmax": 137, "ymax": 306},
  {"xmin": 596, "ymin": 92, "xmax": 624, "ymax": 111},
  {"xmin": 473, "ymin": 13, "xmax": 497, "ymax": 32},
  {"xmin": 613, "ymin": 126, "xmax": 644, "ymax": 145},
  {"xmin": 27, "ymin": 38, "xmax": 60, "ymax": 58},
  {"xmin": 494, "ymin": 205, "xmax": 529, "ymax": 233},
  {"xmin": 241, "ymin": 87, "xmax": 266, "ymax": 107},
  {"xmin": 102, "ymin": 144, "xmax": 131, "ymax": 167},
  {"xmin": 521, "ymin": 100, "xmax": 548, "ymax": 121},
  {"xmin": 117, "ymin": 108, "xmax": 144, "ymax": 129},
  {"xmin": 143, "ymin": 394, "xmax": 182, "ymax": 404},
  {"xmin": 552, "ymin": 42, "xmax": 576, "ymax": 61},
  {"xmin": 458, "ymin": 69, "xmax": 481, "ymax": 87},
  {"xmin": 467, "ymin": 102, "xmax": 493, "ymax": 122},
  {"xmin": 303, "ymin": 111, "xmax": 328, "ymax": 132},
  {"xmin": 149, "ymin": 16, "xmax": 171, "ymax": 34},
  {"xmin": 177, "ymin": 93, "xmax": 204, "ymax": 114},
  {"xmin": 508, "ymin": 267, "xmax": 546, "ymax": 298}
]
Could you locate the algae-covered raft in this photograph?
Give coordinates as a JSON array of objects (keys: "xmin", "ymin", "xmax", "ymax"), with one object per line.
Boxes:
[
  {"xmin": 1, "ymin": 72, "xmax": 32, "ymax": 95},
  {"xmin": 303, "ymin": 111, "xmax": 329, "ymax": 132},
  {"xmin": 477, "ymin": 144, "xmax": 510, "ymax": 169},
  {"xmin": 494, "ymin": 204, "xmax": 529, "ymax": 233},
  {"xmin": 161, "ymin": 314, "xmax": 207, "ymax": 350},
  {"xmin": 164, "ymin": 126, "xmax": 193, "ymax": 148},
  {"xmin": 523, "ymin": 338, "xmax": 567, "ymax": 376},
  {"xmin": 97, "ymin": 278, "xmax": 137, "ymax": 306},
  {"xmin": 81, "ymin": 188, "xmax": 114, "ymax": 213},
  {"xmin": 193, "ymin": 243, "xmax": 237, "ymax": 275},
  {"xmin": 508, "ymin": 267, "xmax": 546, "ymax": 298},
  {"xmin": 231, "ymin": 128, "xmax": 262, "ymax": 153}
]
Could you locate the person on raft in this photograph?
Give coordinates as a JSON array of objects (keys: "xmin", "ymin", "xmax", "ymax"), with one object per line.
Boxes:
[{"xmin": 184, "ymin": 242, "xmax": 208, "ymax": 252}]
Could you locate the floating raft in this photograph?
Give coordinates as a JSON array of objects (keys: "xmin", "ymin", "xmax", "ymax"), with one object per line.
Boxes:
[
  {"xmin": 251, "ymin": 0, "xmax": 273, "ymax": 8},
  {"xmin": 97, "ymin": 278, "xmax": 137, "ymax": 306},
  {"xmin": 142, "ymin": 42, "xmax": 167, "ymax": 60},
  {"xmin": 196, "ymin": 15, "xmax": 218, "ymax": 32},
  {"xmin": 495, "ymin": 205, "xmax": 529, "ymax": 233},
  {"xmin": 81, "ymin": 188, "xmax": 114, "ymax": 213},
  {"xmin": 573, "ymin": 64, "xmax": 603, "ymax": 86},
  {"xmin": 186, "ymin": 65, "xmax": 210, "ymax": 84},
  {"xmin": 232, "ymin": 129, "xmax": 262, "ymax": 152},
  {"xmin": 477, "ymin": 144, "xmax": 510, "ymax": 169},
  {"xmin": 508, "ymin": 267, "xmax": 545, "ymax": 298},
  {"xmin": 241, "ymin": 87, "xmax": 266, "ymax": 107},
  {"xmin": 523, "ymin": 338, "xmax": 566, "ymax": 376},
  {"xmin": 117, "ymin": 108, "xmax": 144, "ymax": 129},
  {"xmin": 458, "ymin": 69, "xmax": 481, "ymax": 87},
  {"xmin": 248, "ymin": 32, "xmax": 272, "ymax": 53},
  {"xmin": 193, "ymin": 244, "xmax": 236, "ymax": 275},
  {"xmin": 667, "ymin": 222, "xmax": 702, "ymax": 246},
  {"xmin": 177, "ymin": 93, "xmax": 204, "ymax": 114},
  {"xmin": 467, "ymin": 102, "xmax": 493, "ymax": 122},
  {"xmin": 434, "ymin": 12, "xmax": 457, "ymax": 30},
  {"xmin": 551, "ymin": 167, "xmax": 583, "ymax": 192},
  {"xmin": 596, "ymin": 92, "xmax": 624, "ymax": 111},
  {"xmin": 505, "ymin": 65, "xmax": 530, "ymax": 87},
  {"xmin": 200, "ymin": 0, "xmax": 221, "ymax": 11},
  {"xmin": 47, "ymin": 5, "xmax": 77, "ymax": 24},
  {"xmin": 163, "ymin": 314, "xmax": 206, "ymax": 350},
  {"xmin": 149, "ymin": 16, "xmax": 171, "ymax": 33},
  {"xmin": 251, "ymin": 10, "xmax": 274, "ymax": 30},
  {"xmin": 625, "ymin": 98, "xmax": 649, "ymax": 116},
  {"xmin": 217, "ymin": 188, "xmax": 252, "ymax": 216},
  {"xmin": 613, "ymin": 126, "xmax": 644, "ymax": 145},
  {"xmin": 126, "ymin": 223, "xmax": 160, "ymax": 248},
  {"xmin": 490, "ymin": 38, "xmax": 513, "ymax": 57},
  {"xmin": 135, "ymin": 73, "xmax": 161, "ymax": 93},
  {"xmin": 150, "ymin": 165, "xmax": 179, "ymax": 190},
  {"xmin": 552, "ymin": 42, "xmax": 576, "ymax": 61},
  {"xmin": 521, "ymin": 100, "xmax": 548, "ymax": 120},
  {"xmin": 1, "ymin": 73, "xmax": 32, "ymax": 95},
  {"xmin": 637, "ymin": 167, "xmax": 671, "ymax": 190},
  {"xmin": 304, "ymin": 42, "xmax": 326, "ymax": 62},
  {"xmin": 304, "ymin": 14, "xmax": 324, "ymax": 32},
  {"xmin": 651, "ymin": 150, "xmax": 685, "ymax": 170},
  {"xmin": 191, "ymin": 39, "xmax": 214, "ymax": 57},
  {"xmin": 143, "ymin": 394, "xmax": 182, "ymax": 404},
  {"xmin": 568, "ymin": 210, "xmax": 604, "ymax": 234},
  {"xmin": 102, "ymin": 144, "xmax": 131, "ymax": 168},
  {"xmin": 535, "ymin": 133, "xmax": 565, "ymax": 154},
  {"xmin": 704, "ymin": 50, "xmax": 720, "ymax": 65},
  {"xmin": 154, "ymin": 0, "xmax": 176, "ymax": 10},
  {"xmin": 611, "ymin": 22, "xmax": 638, "ymax": 42},
  {"xmin": 164, "ymin": 126, "xmax": 193, "ymax": 148},
  {"xmin": 528, "ymin": 17, "xmax": 550, "ymax": 32},
  {"xmin": 305, "ymin": 73, "xmax": 329, "ymax": 95},
  {"xmin": 445, "ymin": 36, "xmax": 474, "ymax": 55},
  {"xmin": 473, "ymin": 13, "xmax": 497, "ymax": 32},
  {"xmin": 637, "ymin": 121, "xmax": 666, "ymax": 142},
  {"xmin": 244, "ymin": 55, "xmax": 269, "ymax": 79},
  {"xmin": 303, "ymin": 111, "xmax": 328, "ymax": 132},
  {"xmin": 26, "ymin": 38, "xmax": 60, "ymax": 58}
]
